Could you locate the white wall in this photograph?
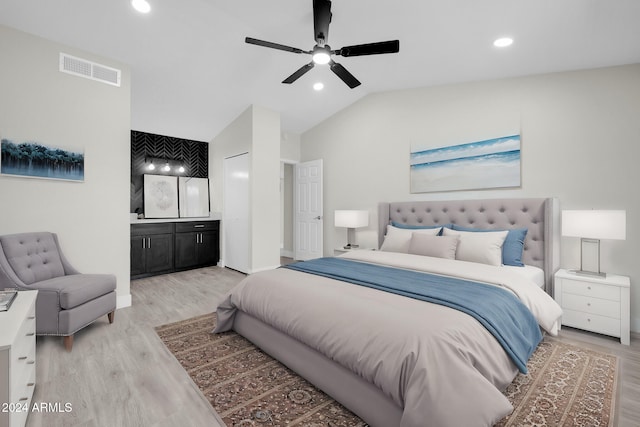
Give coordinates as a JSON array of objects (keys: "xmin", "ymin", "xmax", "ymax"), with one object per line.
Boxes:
[
  {"xmin": 301, "ymin": 64, "xmax": 640, "ymax": 331},
  {"xmin": 0, "ymin": 25, "xmax": 131, "ymax": 307},
  {"xmin": 250, "ymin": 106, "xmax": 281, "ymax": 271},
  {"xmin": 281, "ymin": 131, "xmax": 301, "ymax": 162},
  {"xmin": 210, "ymin": 105, "xmax": 281, "ymax": 273}
]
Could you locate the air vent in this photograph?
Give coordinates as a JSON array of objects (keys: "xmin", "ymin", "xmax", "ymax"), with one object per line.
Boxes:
[{"xmin": 59, "ymin": 53, "xmax": 121, "ymax": 87}]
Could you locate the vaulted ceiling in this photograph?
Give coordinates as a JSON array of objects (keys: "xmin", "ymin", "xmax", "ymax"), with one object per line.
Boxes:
[{"xmin": 1, "ymin": 0, "xmax": 639, "ymax": 142}]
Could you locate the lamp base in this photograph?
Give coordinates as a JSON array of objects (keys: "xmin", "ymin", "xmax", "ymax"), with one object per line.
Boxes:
[{"xmin": 568, "ymin": 269, "xmax": 607, "ymax": 278}]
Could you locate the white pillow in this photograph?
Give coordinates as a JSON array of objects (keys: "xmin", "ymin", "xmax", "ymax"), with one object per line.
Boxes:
[
  {"xmin": 380, "ymin": 225, "xmax": 441, "ymax": 253},
  {"xmin": 442, "ymin": 228, "xmax": 508, "ymax": 266},
  {"xmin": 408, "ymin": 234, "xmax": 459, "ymax": 259}
]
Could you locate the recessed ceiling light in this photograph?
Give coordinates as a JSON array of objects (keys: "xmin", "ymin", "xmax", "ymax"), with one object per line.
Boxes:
[
  {"xmin": 131, "ymin": 0, "xmax": 151, "ymax": 13},
  {"xmin": 493, "ymin": 37, "xmax": 513, "ymax": 48},
  {"xmin": 313, "ymin": 82, "xmax": 324, "ymax": 91}
]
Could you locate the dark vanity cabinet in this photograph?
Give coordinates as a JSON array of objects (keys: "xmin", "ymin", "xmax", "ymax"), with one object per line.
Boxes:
[
  {"xmin": 130, "ymin": 220, "xmax": 220, "ymax": 279},
  {"xmin": 130, "ymin": 223, "xmax": 175, "ymax": 278},
  {"xmin": 174, "ymin": 221, "xmax": 220, "ymax": 270}
]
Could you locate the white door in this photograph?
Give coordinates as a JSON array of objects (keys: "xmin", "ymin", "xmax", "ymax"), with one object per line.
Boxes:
[
  {"xmin": 224, "ymin": 153, "xmax": 250, "ymax": 273},
  {"xmin": 294, "ymin": 159, "xmax": 323, "ymax": 260}
]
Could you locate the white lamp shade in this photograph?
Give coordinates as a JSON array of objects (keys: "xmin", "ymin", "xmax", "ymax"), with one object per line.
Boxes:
[
  {"xmin": 335, "ymin": 210, "xmax": 369, "ymax": 228},
  {"xmin": 562, "ymin": 210, "xmax": 626, "ymax": 240}
]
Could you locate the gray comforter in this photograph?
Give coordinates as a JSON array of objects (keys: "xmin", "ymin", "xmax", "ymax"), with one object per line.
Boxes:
[{"xmin": 215, "ymin": 251, "xmax": 562, "ymax": 427}]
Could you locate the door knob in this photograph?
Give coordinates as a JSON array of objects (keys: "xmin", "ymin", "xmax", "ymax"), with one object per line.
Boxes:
[{"xmin": 314, "ymin": 216, "xmax": 322, "ymax": 220}]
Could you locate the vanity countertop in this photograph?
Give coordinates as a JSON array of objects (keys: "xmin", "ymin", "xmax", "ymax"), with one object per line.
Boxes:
[{"xmin": 130, "ymin": 212, "xmax": 222, "ymax": 224}]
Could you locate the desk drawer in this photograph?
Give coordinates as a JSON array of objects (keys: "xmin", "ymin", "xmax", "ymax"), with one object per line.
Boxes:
[
  {"xmin": 175, "ymin": 221, "xmax": 219, "ymax": 233},
  {"xmin": 562, "ymin": 279, "xmax": 620, "ymax": 301}
]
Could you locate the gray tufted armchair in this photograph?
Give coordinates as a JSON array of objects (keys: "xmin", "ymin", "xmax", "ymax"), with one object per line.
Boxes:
[{"xmin": 0, "ymin": 232, "xmax": 116, "ymax": 351}]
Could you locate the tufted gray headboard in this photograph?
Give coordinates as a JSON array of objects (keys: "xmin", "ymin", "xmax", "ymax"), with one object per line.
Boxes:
[{"xmin": 378, "ymin": 198, "xmax": 559, "ymax": 293}]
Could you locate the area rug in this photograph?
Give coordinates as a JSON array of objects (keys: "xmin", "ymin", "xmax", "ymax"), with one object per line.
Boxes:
[{"xmin": 155, "ymin": 313, "xmax": 617, "ymax": 427}]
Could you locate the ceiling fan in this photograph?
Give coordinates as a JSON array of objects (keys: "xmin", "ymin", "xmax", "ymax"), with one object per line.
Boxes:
[{"xmin": 245, "ymin": 0, "xmax": 400, "ymax": 89}]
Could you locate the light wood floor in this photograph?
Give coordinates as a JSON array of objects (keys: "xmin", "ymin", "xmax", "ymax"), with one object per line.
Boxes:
[{"xmin": 26, "ymin": 266, "xmax": 639, "ymax": 427}]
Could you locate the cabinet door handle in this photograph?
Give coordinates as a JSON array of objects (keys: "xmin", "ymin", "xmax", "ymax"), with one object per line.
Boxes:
[
  {"xmin": 194, "ymin": 225, "xmax": 205, "ymax": 228},
  {"xmin": 19, "ymin": 397, "xmax": 28, "ymax": 402},
  {"xmin": 26, "ymin": 332, "xmax": 35, "ymax": 336},
  {"xmin": 18, "ymin": 356, "xmax": 27, "ymax": 360},
  {"xmin": 148, "ymin": 237, "xmax": 151, "ymax": 248},
  {"xmin": 27, "ymin": 382, "xmax": 35, "ymax": 387}
]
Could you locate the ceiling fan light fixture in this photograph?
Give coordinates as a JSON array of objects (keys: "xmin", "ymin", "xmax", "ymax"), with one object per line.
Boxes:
[
  {"xmin": 312, "ymin": 48, "xmax": 331, "ymax": 65},
  {"xmin": 313, "ymin": 82, "xmax": 324, "ymax": 91},
  {"xmin": 245, "ymin": 0, "xmax": 398, "ymax": 88},
  {"xmin": 131, "ymin": 0, "xmax": 151, "ymax": 14}
]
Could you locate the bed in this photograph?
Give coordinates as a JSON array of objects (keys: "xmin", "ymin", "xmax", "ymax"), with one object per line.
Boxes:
[{"xmin": 214, "ymin": 198, "xmax": 562, "ymax": 427}]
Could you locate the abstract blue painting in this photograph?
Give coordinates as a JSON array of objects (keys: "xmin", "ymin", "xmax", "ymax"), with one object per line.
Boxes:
[
  {"xmin": 410, "ymin": 135, "xmax": 521, "ymax": 193},
  {"xmin": 1, "ymin": 139, "xmax": 84, "ymax": 181}
]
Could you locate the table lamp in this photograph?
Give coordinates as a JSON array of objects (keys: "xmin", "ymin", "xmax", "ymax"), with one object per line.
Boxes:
[
  {"xmin": 335, "ymin": 210, "xmax": 369, "ymax": 249},
  {"xmin": 561, "ymin": 210, "xmax": 626, "ymax": 277}
]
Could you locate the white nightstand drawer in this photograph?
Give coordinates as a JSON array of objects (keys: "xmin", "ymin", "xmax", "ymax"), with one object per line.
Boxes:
[
  {"xmin": 561, "ymin": 293, "xmax": 621, "ymax": 318},
  {"xmin": 562, "ymin": 309, "xmax": 621, "ymax": 337},
  {"xmin": 10, "ymin": 340, "xmax": 36, "ymax": 401},
  {"xmin": 562, "ymin": 278, "xmax": 620, "ymax": 301},
  {"xmin": 0, "ymin": 290, "xmax": 38, "ymax": 427}
]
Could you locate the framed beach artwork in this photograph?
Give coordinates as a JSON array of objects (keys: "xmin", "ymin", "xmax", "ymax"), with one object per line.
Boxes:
[
  {"xmin": 1, "ymin": 138, "xmax": 84, "ymax": 181},
  {"xmin": 144, "ymin": 174, "xmax": 179, "ymax": 218},
  {"xmin": 410, "ymin": 135, "xmax": 521, "ymax": 193}
]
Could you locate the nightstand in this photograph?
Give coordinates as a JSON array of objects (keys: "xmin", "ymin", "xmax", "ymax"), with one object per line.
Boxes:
[
  {"xmin": 554, "ymin": 268, "xmax": 630, "ymax": 345},
  {"xmin": 333, "ymin": 247, "xmax": 375, "ymax": 256},
  {"xmin": 0, "ymin": 290, "xmax": 38, "ymax": 427}
]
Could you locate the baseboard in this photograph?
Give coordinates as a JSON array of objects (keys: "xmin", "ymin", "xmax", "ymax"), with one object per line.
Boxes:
[
  {"xmin": 249, "ymin": 265, "xmax": 281, "ymax": 274},
  {"xmin": 280, "ymin": 249, "xmax": 293, "ymax": 258},
  {"xmin": 632, "ymin": 316, "xmax": 640, "ymax": 334},
  {"xmin": 117, "ymin": 293, "xmax": 132, "ymax": 309}
]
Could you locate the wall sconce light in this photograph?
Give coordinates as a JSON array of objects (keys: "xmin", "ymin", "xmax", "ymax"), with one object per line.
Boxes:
[{"xmin": 145, "ymin": 157, "xmax": 186, "ymax": 174}]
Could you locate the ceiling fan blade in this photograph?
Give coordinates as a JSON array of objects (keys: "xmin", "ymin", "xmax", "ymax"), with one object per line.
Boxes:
[
  {"xmin": 282, "ymin": 62, "xmax": 315, "ymax": 84},
  {"xmin": 336, "ymin": 40, "xmax": 400, "ymax": 57},
  {"xmin": 313, "ymin": 0, "xmax": 332, "ymax": 45},
  {"xmin": 245, "ymin": 37, "xmax": 306, "ymax": 54},
  {"xmin": 329, "ymin": 60, "xmax": 361, "ymax": 89}
]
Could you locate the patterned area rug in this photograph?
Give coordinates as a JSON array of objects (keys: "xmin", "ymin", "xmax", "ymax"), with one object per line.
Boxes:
[{"xmin": 155, "ymin": 313, "xmax": 617, "ymax": 427}]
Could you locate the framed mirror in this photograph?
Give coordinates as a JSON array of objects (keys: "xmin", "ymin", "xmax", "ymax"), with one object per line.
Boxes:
[{"xmin": 178, "ymin": 177, "xmax": 210, "ymax": 218}]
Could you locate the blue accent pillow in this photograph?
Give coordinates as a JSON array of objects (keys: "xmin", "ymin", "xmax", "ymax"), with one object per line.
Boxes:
[
  {"xmin": 391, "ymin": 221, "xmax": 450, "ymax": 235},
  {"xmin": 451, "ymin": 225, "xmax": 528, "ymax": 267}
]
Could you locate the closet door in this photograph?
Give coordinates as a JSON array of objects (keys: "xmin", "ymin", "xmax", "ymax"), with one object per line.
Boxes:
[{"xmin": 223, "ymin": 153, "xmax": 250, "ymax": 273}]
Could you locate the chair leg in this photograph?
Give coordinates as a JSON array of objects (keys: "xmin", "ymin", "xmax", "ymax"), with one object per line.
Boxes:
[
  {"xmin": 63, "ymin": 335, "xmax": 73, "ymax": 352},
  {"xmin": 107, "ymin": 311, "xmax": 115, "ymax": 324}
]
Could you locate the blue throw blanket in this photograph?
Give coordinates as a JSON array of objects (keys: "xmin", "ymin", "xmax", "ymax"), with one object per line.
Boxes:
[{"xmin": 283, "ymin": 257, "xmax": 542, "ymax": 373}]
